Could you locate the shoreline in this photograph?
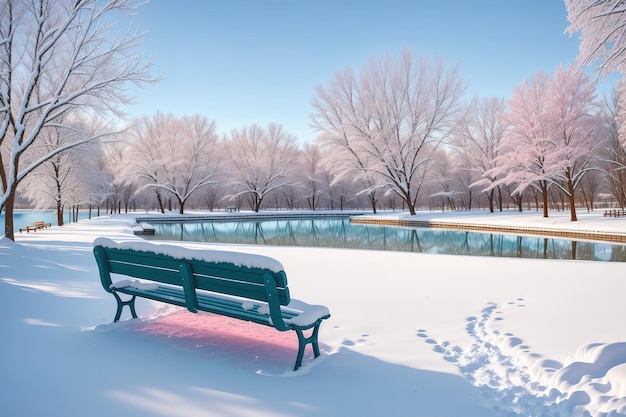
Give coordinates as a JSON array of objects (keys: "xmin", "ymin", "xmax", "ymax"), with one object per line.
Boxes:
[
  {"xmin": 132, "ymin": 209, "xmax": 626, "ymax": 244},
  {"xmin": 351, "ymin": 215, "xmax": 626, "ymax": 244}
]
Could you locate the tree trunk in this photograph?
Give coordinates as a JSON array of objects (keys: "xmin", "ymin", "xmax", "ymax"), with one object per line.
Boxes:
[
  {"xmin": 156, "ymin": 190, "xmax": 165, "ymax": 213},
  {"xmin": 487, "ymin": 189, "xmax": 494, "ymax": 213},
  {"xmin": 541, "ymin": 181, "xmax": 549, "ymax": 218},
  {"xmin": 566, "ymin": 170, "xmax": 577, "ymax": 221},
  {"xmin": 369, "ymin": 194, "xmax": 377, "ymax": 214},
  {"xmin": 404, "ymin": 190, "xmax": 416, "ymax": 215},
  {"xmin": 57, "ymin": 200, "xmax": 64, "ymax": 226},
  {"xmin": 4, "ymin": 187, "xmax": 16, "ymax": 241}
]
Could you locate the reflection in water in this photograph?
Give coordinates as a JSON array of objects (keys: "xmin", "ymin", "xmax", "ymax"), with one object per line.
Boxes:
[{"xmin": 145, "ymin": 218, "xmax": 626, "ymax": 262}]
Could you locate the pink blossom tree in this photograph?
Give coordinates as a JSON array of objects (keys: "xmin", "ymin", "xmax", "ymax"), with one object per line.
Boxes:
[
  {"xmin": 544, "ymin": 65, "xmax": 604, "ymax": 221},
  {"xmin": 487, "ymin": 67, "xmax": 604, "ymax": 221},
  {"xmin": 486, "ymin": 72, "xmax": 554, "ymax": 218}
]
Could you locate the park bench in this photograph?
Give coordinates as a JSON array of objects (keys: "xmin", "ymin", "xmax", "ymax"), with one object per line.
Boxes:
[
  {"xmin": 33, "ymin": 221, "xmax": 51, "ymax": 229},
  {"xmin": 92, "ymin": 237, "xmax": 330, "ymax": 370},
  {"xmin": 19, "ymin": 221, "xmax": 52, "ymax": 233},
  {"xmin": 603, "ymin": 209, "xmax": 626, "ymax": 217}
]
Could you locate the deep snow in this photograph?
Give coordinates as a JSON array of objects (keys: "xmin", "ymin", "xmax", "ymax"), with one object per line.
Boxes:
[{"xmin": 2, "ymin": 210, "xmax": 625, "ymax": 417}]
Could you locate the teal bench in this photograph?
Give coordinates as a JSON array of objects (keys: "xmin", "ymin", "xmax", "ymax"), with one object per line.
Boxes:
[{"xmin": 93, "ymin": 238, "xmax": 330, "ymax": 370}]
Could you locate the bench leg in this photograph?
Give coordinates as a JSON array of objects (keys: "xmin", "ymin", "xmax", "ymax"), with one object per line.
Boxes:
[
  {"xmin": 293, "ymin": 324, "xmax": 322, "ymax": 371},
  {"xmin": 112, "ymin": 292, "xmax": 138, "ymax": 322}
]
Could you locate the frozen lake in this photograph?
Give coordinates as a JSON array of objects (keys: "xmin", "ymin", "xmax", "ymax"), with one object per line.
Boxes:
[{"xmin": 143, "ymin": 217, "xmax": 626, "ymax": 262}]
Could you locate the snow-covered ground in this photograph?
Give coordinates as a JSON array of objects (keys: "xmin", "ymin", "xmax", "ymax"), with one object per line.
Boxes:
[{"xmin": 2, "ymin": 210, "xmax": 625, "ymax": 417}]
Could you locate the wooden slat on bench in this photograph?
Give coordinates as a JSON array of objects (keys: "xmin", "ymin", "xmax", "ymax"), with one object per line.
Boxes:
[
  {"xmin": 116, "ymin": 286, "xmax": 188, "ymax": 308},
  {"xmin": 191, "ymin": 261, "xmax": 288, "ymax": 287},
  {"xmin": 197, "ymin": 298, "xmax": 271, "ymax": 325},
  {"xmin": 105, "ymin": 249, "xmax": 184, "ymax": 286},
  {"xmin": 191, "ymin": 263, "xmax": 289, "ymax": 304}
]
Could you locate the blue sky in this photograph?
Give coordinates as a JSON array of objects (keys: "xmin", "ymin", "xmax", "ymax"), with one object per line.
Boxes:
[{"xmin": 127, "ymin": 0, "xmax": 606, "ymax": 142}]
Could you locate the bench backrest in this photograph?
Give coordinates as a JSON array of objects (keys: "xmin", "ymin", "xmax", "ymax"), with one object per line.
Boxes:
[{"xmin": 93, "ymin": 240, "xmax": 291, "ymax": 307}]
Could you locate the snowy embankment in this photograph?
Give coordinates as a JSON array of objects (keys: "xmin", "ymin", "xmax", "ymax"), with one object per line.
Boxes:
[{"xmin": 2, "ymin": 210, "xmax": 625, "ymax": 417}]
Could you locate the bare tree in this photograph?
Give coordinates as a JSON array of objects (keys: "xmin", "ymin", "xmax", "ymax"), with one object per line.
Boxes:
[
  {"xmin": 0, "ymin": 0, "xmax": 154, "ymax": 239},
  {"xmin": 125, "ymin": 113, "xmax": 220, "ymax": 214},
  {"xmin": 19, "ymin": 123, "xmax": 88, "ymax": 226},
  {"xmin": 300, "ymin": 142, "xmax": 327, "ymax": 210},
  {"xmin": 311, "ymin": 51, "xmax": 466, "ymax": 215},
  {"xmin": 566, "ymin": 0, "xmax": 626, "ymax": 77},
  {"xmin": 79, "ymin": 139, "xmax": 116, "ymax": 216},
  {"xmin": 101, "ymin": 139, "xmax": 135, "ymax": 214},
  {"xmin": 451, "ymin": 96, "xmax": 507, "ymax": 212},
  {"xmin": 602, "ymin": 87, "xmax": 626, "ymax": 206},
  {"xmin": 224, "ymin": 123, "xmax": 300, "ymax": 212}
]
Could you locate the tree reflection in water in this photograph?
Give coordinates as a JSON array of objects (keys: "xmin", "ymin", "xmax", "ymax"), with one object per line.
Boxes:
[{"xmin": 145, "ymin": 218, "xmax": 626, "ymax": 262}]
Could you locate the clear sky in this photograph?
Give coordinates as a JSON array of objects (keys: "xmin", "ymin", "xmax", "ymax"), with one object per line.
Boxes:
[{"xmin": 127, "ymin": 0, "xmax": 610, "ymax": 142}]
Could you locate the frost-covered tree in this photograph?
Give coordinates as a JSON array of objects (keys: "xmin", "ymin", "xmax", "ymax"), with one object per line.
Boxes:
[
  {"xmin": 19, "ymin": 124, "xmax": 89, "ymax": 226},
  {"xmin": 451, "ymin": 96, "xmax": 507, "ymax": 212},
  {"xmin": 224, "ymin": 123, "xmax": 300, "ymax": 212},
  {"xmin": 566, "ymin": 0, "xmax": 626, "ymax": 154},
  {"xmin": 311, "ymin": 51, "xmax": 466, "ymax": 215},
  {"xmin": 0, "ymin": 0, "xmax": 154, "ymax": 239},
  {"xmin": 300, "ymin": 142, "xmax": 327, "ymax": 210},
  {"xmin": 544, "ymin": 65, "xmax": 604, "ymax": 221},
  {"xmin": 602, "ymin": 87, "xmax": 626, "ymax": 206},
  {"xmin": 485, "ymin": 72, "xmax": 554, "ymax": 217},
  {"xmin": 566, "ymin": 0, "xmax": 626, "ymax": 76},
  {"xmin": 429, "ymin": 149, "xmax": 460, "ymax": 211},
  {"xmin": 123, "ymin": 113, "xmax": 168, "ymax": 212},
  {"xmin": 487, "ymin": 67, "xmax": 604, "ymax": 221},
  {"xmin": 126, "ymin": 113, "xmax": 220, "ymax": 214},
  {"xmin": 79, "ymin": 139, "xmax": 116, "ymax": 216},
  {"xmin": 101, "ymin": 139, "xmax": 136, "ymax": 214}
]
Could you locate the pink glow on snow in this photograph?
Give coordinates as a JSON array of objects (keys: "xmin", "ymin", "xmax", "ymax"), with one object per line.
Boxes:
[{"xmin": 132, "ymin": 309, "xmax": 311, "ymax": 368}]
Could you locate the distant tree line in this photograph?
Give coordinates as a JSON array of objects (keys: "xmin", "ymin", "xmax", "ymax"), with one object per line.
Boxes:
[
  {"xmin": 4, "ymin": 0, "xmax": 626, "ymax": 240},
  {"xmin": 16, "ymin": 67, "xmax": 626, "ymax": 223}
]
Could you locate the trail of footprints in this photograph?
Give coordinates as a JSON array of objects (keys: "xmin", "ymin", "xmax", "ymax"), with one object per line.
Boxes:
[{"xmin": 418, "ymin": 298, "xmax": 566, "ymax": 417}]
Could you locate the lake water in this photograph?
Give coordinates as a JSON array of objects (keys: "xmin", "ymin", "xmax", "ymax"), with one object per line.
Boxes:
[
  {"xmin": 143, "ymin": 217, "xmax": 626, "ymax": 262},
  {"xmin": 2, "ymin": 209, "xmax": 97, "ymax": 230}
]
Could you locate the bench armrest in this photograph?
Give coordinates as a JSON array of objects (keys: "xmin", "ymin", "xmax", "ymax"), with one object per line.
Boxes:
[{"xmin": 284, "ymin": 304, "xmax": 330, "ymax": 328}]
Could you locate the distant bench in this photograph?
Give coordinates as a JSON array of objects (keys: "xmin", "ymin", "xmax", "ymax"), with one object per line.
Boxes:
[
  {"xmin": 603, "ymin": 209, "xmax": 626, "ymax": 217},
  {"xmin": 19, "ymin": 221, "xmax": 52, "ymax": 233},
  {"xmin": 93, "ymin": 238, "xmax": 330, "ymax": 370}
]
